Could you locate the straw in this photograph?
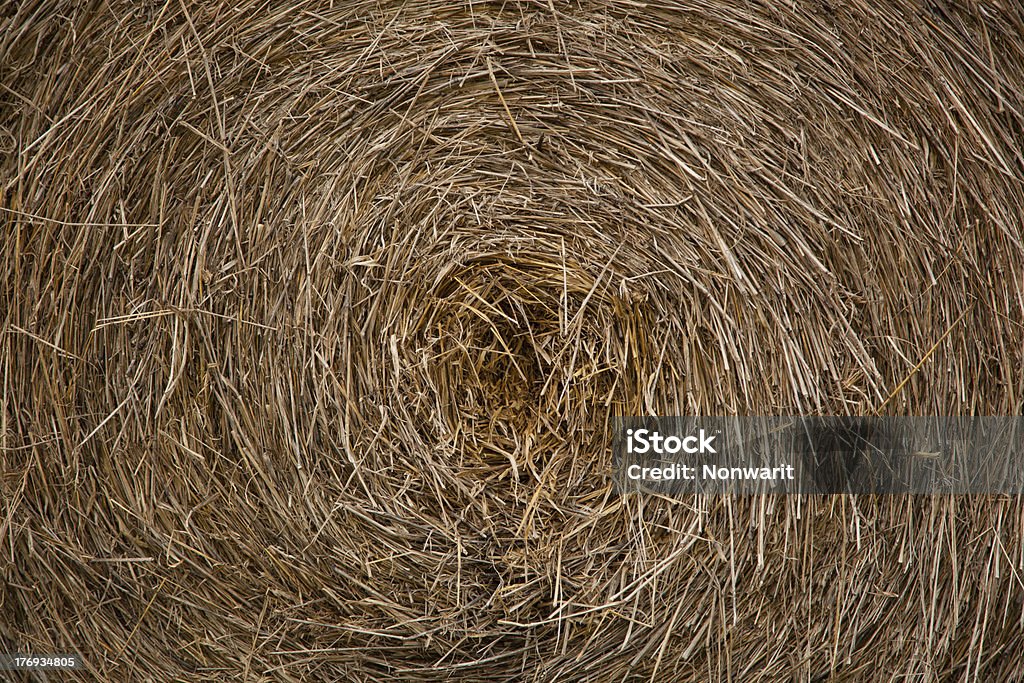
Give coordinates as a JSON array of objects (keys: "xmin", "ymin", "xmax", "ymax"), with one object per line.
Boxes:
[{"xmin": 2, "ymin": 0, "xmax": 1023, "ymax": 680}]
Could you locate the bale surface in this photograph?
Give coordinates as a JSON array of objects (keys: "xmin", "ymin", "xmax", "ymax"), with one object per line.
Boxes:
[{"xmin": 3, "ymin": 0, "xmax": 1024, "ymax": 680}]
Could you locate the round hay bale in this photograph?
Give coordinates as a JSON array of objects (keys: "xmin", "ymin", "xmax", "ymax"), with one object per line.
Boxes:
[{"xmin": 3, "ymin": 0, "xmax": 1024, "ymax": 680}]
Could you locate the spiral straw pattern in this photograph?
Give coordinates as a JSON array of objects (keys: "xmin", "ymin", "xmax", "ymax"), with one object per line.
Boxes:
[{"xmin": 3, "ymin": 1, "xmax": 1024, "ymax": 679}]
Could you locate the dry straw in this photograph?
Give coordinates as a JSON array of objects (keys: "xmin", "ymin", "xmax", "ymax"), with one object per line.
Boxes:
[{"xmin": 3, "ymin": 0, "xmax": 1024, "ymax": 680}]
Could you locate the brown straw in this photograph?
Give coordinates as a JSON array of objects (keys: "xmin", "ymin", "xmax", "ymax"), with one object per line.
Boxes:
[{"xmin": 3, "ymin": 1, "xmax": 1023, "ymax": 679}]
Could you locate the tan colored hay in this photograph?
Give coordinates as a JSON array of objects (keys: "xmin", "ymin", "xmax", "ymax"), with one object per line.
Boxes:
[{"xmin": 2, "ymin": 0, "xmax": 1024, "ymax": 680}]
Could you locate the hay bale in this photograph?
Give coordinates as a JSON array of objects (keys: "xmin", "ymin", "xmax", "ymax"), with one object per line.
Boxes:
[{"xmin": 2, "ymin": 0, "xmax": 1023, "ymax": 679}]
